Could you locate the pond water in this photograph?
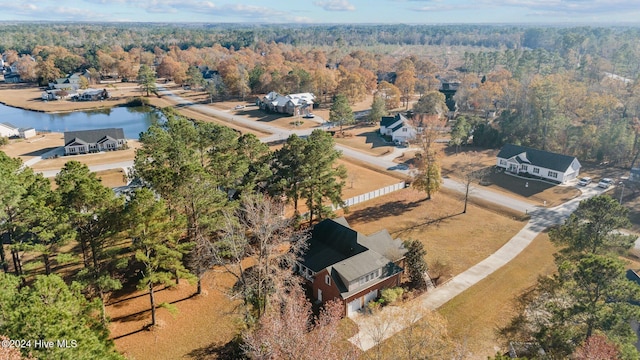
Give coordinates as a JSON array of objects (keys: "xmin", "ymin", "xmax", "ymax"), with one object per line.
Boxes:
[{"xmin": 0, "ymin": 103, "xmax": 158, "ymax": 139}]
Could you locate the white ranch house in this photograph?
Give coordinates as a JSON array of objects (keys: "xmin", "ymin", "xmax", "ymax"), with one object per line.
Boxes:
[
  {"xmin": 379, "ymin": 113, "xmax": 417, "ymax": 144},
  {"xmin": 496, "ymin": 144, "xmax": 581, "ymax": 184},
  {"xmin": 64, "ymin": 128, "xmax": 127, "ymax": 155}
]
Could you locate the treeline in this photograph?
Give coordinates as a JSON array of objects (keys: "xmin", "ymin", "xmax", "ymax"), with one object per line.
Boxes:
[{"xmin": 0, "ymin": 108, "xmax": 351, "ymax": 359}]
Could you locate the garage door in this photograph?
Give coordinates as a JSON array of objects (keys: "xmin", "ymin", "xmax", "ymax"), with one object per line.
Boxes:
[
  {"xmin": 347, "ymin": 298, "xmax": 362, "ymax": 317},
  {"xmin": 364, "ymin": 289, "xmax": 378, "ymax": 304}
]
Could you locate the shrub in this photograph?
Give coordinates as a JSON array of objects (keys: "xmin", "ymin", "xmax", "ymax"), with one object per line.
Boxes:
[
  {"xmin": 381, "ymin": 287, "xmax": 404, "ymax": 304},
  {"xmin": 0, "ymin": 136, "xmax": 8, "ymax": 147}
]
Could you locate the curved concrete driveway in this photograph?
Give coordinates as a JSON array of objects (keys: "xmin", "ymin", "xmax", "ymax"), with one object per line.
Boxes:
[{"xmin": 348, "ymin": 184, "xmax": 607, "ymax": 351}]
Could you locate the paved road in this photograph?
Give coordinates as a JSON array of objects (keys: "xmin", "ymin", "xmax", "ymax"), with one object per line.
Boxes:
[{"xmin": 348, "ymin": 183, "xmax": 607, "ymax": 351}]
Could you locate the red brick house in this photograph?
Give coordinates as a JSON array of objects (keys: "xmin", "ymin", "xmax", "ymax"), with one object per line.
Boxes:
[{"xmin": 296, "ymin": 217, "xmax": 406, "ymax": 317}]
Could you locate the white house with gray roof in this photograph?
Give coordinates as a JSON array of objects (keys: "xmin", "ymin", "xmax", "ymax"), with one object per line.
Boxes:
[
  {"xmin": 258, "ymin": 91, "xmax": 315, "ymax": 116},
  {"xmin": 496, "ymin": 144, "xmax": 581, "ymax": 184},
  {"xmin": 0, "ymin": 122, "xmax": 20, "ymax": 138},
  {"xmin": 64, "ymin": 128, "xmax": 127, "ymax": 155}
]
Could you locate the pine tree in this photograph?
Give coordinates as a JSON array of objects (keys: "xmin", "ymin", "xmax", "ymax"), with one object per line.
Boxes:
[
  {"xmin": 330, "ymin": 93, "xmax": 355, "ymax": 134},
  {"xmin": 137, "ymin": 64, "xmax": 156, "ymax": 96},
  {"xmin": 0, "ymin": 273, "xmax": 124, "ymax": 360},
  {"xmin": 126, "ymin": 188, "xmax": 194, "ymax": 326}
]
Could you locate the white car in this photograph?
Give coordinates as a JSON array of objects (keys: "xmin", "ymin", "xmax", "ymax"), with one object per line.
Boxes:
[
  {"xmin": 598, "ymin": 178, "xmax": 613, "ymax": 189},
  {"xmin": 577, "ymin": 177, "xmax": 592, "ymax": 186}
]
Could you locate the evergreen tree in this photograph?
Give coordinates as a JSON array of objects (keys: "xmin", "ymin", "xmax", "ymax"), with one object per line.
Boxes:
[
  {"xmin": 330, "ymin": 93, "xmax": 355, "ymax": 134},
  {"xmin": 300, "ymin": 130, "xmax": 347, "ymax": 224},
  {"xmin": 137, "ymin": 64, "xmax": 156, "ymax": 96},
  {"xmin": 125, "ymin": 188, "xmax": 194, "ymax": 326},
  {"xmin": 368, "ymin": 94, "xmax": 388, "ymax": 124},
  {"xmin": 0, "ymin": 273, "xmax": 124, "ymax": 360},
  {"xmin": 403, "ymin": 239, "xmax": 428, "ymax": 288}
]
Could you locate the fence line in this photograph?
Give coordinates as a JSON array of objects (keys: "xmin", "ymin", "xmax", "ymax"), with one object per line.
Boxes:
[{"xmin": 332, "ymin": 181, "xmax": 406, "ymax": 211}]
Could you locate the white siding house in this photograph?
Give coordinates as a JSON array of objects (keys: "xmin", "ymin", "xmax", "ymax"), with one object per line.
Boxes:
[
  {"xmin": 380, "ymin": 113, "xmax": 417, "ymax": 144},
  {"xmin": 64, "ymin": 128, "xmax": 127, "ymax": 155},
  {"xmin": 0, "ymin": 122, "xmax": 20, "ymax": 138},
  {"xmin": 496, "ymin": 144, "xmax": 581, "ymax": 184}
]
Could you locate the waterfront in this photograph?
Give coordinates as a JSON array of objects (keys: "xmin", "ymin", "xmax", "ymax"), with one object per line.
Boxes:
[{"xmin": 0, "ymin": 103, "xmax": 157, "ymax": 139}]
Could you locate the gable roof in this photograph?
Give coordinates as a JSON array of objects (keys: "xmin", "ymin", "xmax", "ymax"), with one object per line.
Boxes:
[
  {"xmin": 64, "ymin": 128, "xmax": 125, "ymax": 146},
  {"xmin": 302, "ymin": 217, "xmax": 407, "ymax": 277},
  {"xmin": 497, "ymin": 144, "xmax": 579, "ymax": 172},
  {"xmin": 1, "ymin": 122, "xmax": 18, "ymax": 130},
  {"xmin": 380, "ymin": 113, "xmax": 407, "ymax": 128}
]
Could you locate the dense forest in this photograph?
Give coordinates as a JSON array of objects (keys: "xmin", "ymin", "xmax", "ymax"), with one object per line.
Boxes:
[{"xmin": 4, "ymin": 23, "xmax": 640, "ymax": 165}]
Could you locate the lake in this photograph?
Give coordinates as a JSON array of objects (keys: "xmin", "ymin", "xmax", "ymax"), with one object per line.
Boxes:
[{"xmin": 0, "ymin": 103, "xmax": 158, "ymax": 139}]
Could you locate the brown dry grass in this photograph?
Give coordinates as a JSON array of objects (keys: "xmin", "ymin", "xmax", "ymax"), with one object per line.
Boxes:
[
  {"xmin": 109, "ymin": 270, "xmax": 243, "ymax": 360},
  {"xmin": 339, "ymin": 158, "xmax": 401, "ymax": 200},
  {"xmin": 342, "ymin": 188, "xmax": 525, "ymax": 280},
  {"xmin": 0, "ymin": 82, "xmax": 145, "ymax": 113},
  {"xmin": 437, "ymin": 233, "xmax": 557, "ymax": 358},
  {"xmin": 96, "ymin": 169, "xmax": 128, "ymax": 188},
  {"xmin": 0, "ymin": 132, "xmax": 64, "ymax": 161},
  {"xmin": 334, "ymin": 124, "xmax": 395, "ymax": 157}
]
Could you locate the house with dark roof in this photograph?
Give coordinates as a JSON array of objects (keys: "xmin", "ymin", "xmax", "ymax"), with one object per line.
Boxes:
[
  {"xmin": 64, "ymin": 128, "xmax": 127, "ymax": 155},
  {"xmin": 380, "ymin": 113, "xmax": 417, "ymax": 144},
  {"xmin": 496, "ymin": 144, "xmax": 581, "ymax": 184},
  {"xmin": 296, "ymin": 217, "xmax": 406, "ymax": 317}
]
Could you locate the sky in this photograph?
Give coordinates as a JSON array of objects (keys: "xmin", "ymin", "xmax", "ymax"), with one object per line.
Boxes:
[{"xmin": 2, "ymin": 0, "xmax": 640, "ymax": 25}]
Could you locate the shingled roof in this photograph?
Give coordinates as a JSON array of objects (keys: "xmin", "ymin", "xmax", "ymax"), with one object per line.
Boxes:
[
  {"xmin": 302, "ymin": 217, "xmax": 406, "ymax": 284},
  {"xmin": 497, "ymin": 144, "xmax": 578, "ymax": 173},
  {"xmin": 64, "ymin": 128, "xmax": 125, "ymax": 146}
]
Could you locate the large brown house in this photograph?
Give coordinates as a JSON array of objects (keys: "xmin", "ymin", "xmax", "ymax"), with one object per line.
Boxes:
[{"xmin": 296, "ymin": 217, "xmax": 406, "ymax": 317}]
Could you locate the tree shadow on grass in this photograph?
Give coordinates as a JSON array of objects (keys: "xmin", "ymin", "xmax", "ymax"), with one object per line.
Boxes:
[
  {"xmin": 345, "ymin": 199, "xmax": 424, "ymax": 225},
  {"xmin": 187, "ymin": 336, "xmax": 243, "ymax": 360},
  {"xmin": 393, "ymin": 212, "xmax": 463, "ymax": 237}
]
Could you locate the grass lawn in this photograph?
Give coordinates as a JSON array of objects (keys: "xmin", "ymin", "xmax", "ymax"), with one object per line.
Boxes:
[
  {"xmin": 108, "ymin": 269, "xmax": 243, "ymax": 360},
  {"xmin": 334, "ymin": 124, "xmax": 396, "ymax": 157},
  {"xmin": 0, "ymin": 132, "xmax": 64, "ymax": 161},
  {"xmin": 342, "ymin": 188, "xmax": 526, "ymax": 281},
  {"xmin": 372, "ymin": 233, "xmax": 558, "ymax": 359}
]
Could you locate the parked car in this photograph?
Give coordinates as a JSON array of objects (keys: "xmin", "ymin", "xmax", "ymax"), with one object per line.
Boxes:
[
  {"xmin": 577, "ymin": 177, "xmax": 592, "ymax": 186},
  {"xmin": 234, "ymin": 105, "xmax": 245, "ymax": 110},
  {"xmin": 598, "ymin": 178, "xmax": 613, "ymax": 189},
  {"xmin": 303, "ymin": 113, "xmax": 315, "ymax": 118}
]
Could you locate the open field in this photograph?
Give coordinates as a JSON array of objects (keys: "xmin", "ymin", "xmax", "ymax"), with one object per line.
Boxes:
[
  {"xmin": 342, "ymin": 188, "xmax": 526, "ymax": 281},
  {"xmin": 0, "ymin": 82, "xmax": 146, "ymax": 113},
  {"xmin": 334, "ymin": 123, "xmax": 396, "ymax": 157},
  {"xmin": 1, "ymin": 132, "xmax": 64, "ymax": 161},
  {"xmin": 374, "ymin": 233, "xmax": 558, "ymax": 359},
  {"xmin": 108, "ymin": 269, "xmax": 243, "ymax": 360}
]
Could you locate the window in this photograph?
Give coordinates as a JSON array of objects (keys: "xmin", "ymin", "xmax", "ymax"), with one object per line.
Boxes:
[
  {"xmin": 402, "ymin": 128, "xmax": 407, "ymax": 132},
  {"xmin": 499, "ymin": 159, "xmax": 507, "ymax": 166},
  {"xmin": 533, "ymin": 167, "xmax": 539, "ymax": 174},
  {"xmin": 325, "ymin": 274, "xmax": 331, "ymax": 286},
  {"xmin": 548, "ymin": 171, "xmax": 558, "ymax": 179},
  {"xmin": 520, "ymin": 164, "xmax": 528, "ymax": 171}
]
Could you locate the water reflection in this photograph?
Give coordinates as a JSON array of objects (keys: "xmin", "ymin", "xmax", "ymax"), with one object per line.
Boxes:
[{"xmin": 0, "ymin": 103, "xmax": 157, "ymax": 139}]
